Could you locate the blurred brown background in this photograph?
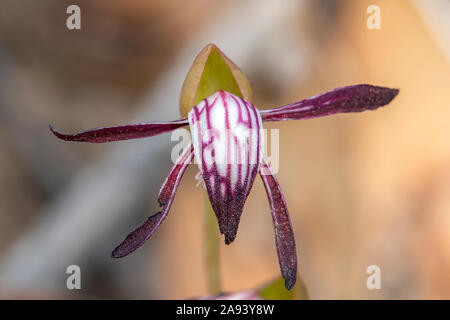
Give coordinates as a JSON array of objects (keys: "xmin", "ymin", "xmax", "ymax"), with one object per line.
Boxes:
[{"xmin": 0, "ymin": 0, "xmax": 449, "ymax": 299}]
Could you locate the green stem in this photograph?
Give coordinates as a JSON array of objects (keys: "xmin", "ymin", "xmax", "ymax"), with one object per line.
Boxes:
[{"xmin": 204, "ymin": 192, "xmax": 222, "ymax": 294}]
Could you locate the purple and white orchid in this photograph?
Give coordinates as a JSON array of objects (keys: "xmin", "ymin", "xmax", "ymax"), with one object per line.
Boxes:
[{"xmin": 51, "ymin": 84, "xmax": 398, "ymax": 290}]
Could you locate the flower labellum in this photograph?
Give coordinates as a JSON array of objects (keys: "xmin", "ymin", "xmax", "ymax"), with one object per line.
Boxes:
[
  {"xmin": 189, "ymin": 91, "xmax": 263, "ymax": 244},
  {"xmin": 50, "ymin": 82, "xmax": 398, "ymax": 290}
]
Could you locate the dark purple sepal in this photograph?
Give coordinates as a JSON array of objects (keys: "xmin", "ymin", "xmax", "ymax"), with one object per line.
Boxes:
[
  {"xmin": 261, "ymin": 84, "xmax": 399, "ymax": 122},
  {"xmin": 49, "ymin": 118, "xmax": 188, "ymax": 143},
  {"xmin": 111, "ymin": 144, "xmax": 193, "ymax": 258},
  {"xmin": 259, "ymin": 158, "xmax": 297, "ymax": 290}
]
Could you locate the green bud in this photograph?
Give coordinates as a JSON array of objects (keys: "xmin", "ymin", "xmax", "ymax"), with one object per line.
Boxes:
[{"xmin": 179, "ymin": 43, "xmax": 253, "ymax": 118}]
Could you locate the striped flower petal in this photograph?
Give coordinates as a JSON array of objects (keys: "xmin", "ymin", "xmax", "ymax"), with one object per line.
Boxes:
[
  {"xmin": 188, "ymin": 91, "xmax": 264, "ymax": 244},
  {"xmin": 111, "ymin": 144, "xmax": 193, "ymax": 258},
  {"xmin": 260, "ymin": 84, "xmax": 399, "ymax": 122}
]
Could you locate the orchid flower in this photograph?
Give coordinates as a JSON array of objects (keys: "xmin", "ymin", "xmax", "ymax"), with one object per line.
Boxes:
[{"xmin": 50, "ymin": 84, "xmax": 398, "ymax": 290}]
